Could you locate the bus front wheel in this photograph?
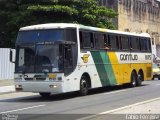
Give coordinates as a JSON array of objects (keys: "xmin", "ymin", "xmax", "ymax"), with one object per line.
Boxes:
[{"xmin": 79, "ymin": 76, "xmax": 89, "ymax": 96}]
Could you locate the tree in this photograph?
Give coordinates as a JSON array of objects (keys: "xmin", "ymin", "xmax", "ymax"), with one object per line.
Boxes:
[{"xmin": 0, "ymin": 0, "xmax": 118, "ymax": 47}]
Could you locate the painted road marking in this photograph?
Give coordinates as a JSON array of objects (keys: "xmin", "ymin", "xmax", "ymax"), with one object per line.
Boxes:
[
  {"xmin": 78, "ymin": 97, "xmax": 160, "ymax": 120},
  {"xmin": 0, "ymin": 104, "xmax": 45, "ymax": 114},
  {"xmin": 103, "ymin": 89, "xmax": 127, "ymax": 95}
]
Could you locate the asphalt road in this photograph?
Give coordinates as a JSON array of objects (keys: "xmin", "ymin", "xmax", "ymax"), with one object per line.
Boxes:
[{"xmin": 0, "ymin": 80, "xmax": 160, "ymax": 120}]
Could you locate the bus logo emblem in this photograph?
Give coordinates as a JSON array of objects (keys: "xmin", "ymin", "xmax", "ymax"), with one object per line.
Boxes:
[{"xmin": 82, "ymin": 54, "xmax": 90, "ymax": 63}]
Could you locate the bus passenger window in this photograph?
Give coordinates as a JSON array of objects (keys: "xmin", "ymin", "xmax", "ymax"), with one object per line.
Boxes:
[
  {"xmin": 148, "ymin": 39, "xmax": 151, "ymax": 51},
  {"xmin": 131, "ymin": 37, "xmax": 140, "ymax": 51},
  {"xmin": 116, "ymin": 36, "xmax": 120, "ymax": 50},
  {"xmin": 79, "ymin": 31, "xmax": 94, "ymax": 49},
  {"xmin": 140, "ymin": 38, "xmax": 150, "ymax": 51},
  {"xmin": 95, "ymin": 33, "xmax": 105, "ymax": 49},
  {"xmin": 108, "ymin": 35, "xmax": 118, "ymax": 50},
  {"xmin": 90, "ymin": 33, "xmax": 94, "ymax": 48},
  {"xmin": 79, "ymin": 31, "xmax": 83, "ymax": 49},
  {"xmin": 121, "ymin": 36, "xmax": 129, "ymax": 50}
]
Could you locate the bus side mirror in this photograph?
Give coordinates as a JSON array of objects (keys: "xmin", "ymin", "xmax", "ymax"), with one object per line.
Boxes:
[{"xmin": 10, "ymin": 49, "xmax": 15, "ymax": 63}]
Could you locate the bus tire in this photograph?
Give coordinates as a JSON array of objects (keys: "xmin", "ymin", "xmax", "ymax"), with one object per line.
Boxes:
[
  {"xmin": 130, "ymin": 71, "xmax": 137, "ymax": 87},
  {"xmin": 79, "ymin": 76, "xmax": 89, "ymax": 96},
  {"xmin": 137, "ymin": 71, "xmax": 143, "ymax": 86},
  {"xmin": 39, "ymin": 92, "xmax": 51, "ymax": 98}
]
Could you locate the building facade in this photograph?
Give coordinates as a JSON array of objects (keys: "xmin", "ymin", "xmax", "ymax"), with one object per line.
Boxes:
[{"xmin": 100, "ymin": 0, "xmax": 160, "ymax": 57}]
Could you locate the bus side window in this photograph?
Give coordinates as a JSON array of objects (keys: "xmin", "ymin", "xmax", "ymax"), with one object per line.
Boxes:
[
  {"xmin": 148, "ymin": 38, "xmax": 151, "ymax": 51},
  {"xmin": 131, "ymin": 37, "xmax": 140, "ymax": 51},
  {"xmin": 109, "ymin": 34, "xmax": 118, "ymax": 50},
  {"xmin": 116, "ymin": 36, "xmax": 120, "ymax": 50},
  {"xmin": 79, "ymin": 31, "xmax": 94, "ymax": 49},
  {"xmin": 94, "ymin": 33, "xmax": 105, "ymax": 49},
  {"xmin": 64, "ymin": 45, "xmax": 73, "ymax": 75},
  {"xmin": 104, "ymin": 34, "xmax": 110, "ymax": 49},
  {"xmin": 140, "ymin": 38, "xmax": 144, "ymax": 51},
  {"xmin": 90, "ymin": 33, "xmax": 94, "ymax": 48},
  {"xmin": 79, "ymin": 31, "xmax": 83, "ymax": 49},
  {"xmin": 119, "ymin": 36, "xmax": 122, "ymax": 50},
  {"xmin": 121, "ymin": 36, "xmax": 129, "ymax": 51},
  {"xmin": 140, "ymin": 38, "xmax": 150, "ymax": 51}
]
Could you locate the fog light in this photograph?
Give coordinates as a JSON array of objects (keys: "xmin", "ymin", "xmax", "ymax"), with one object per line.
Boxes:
[
  {"xmin": 15, "ymin": 85, "xmax": 22, "ymax": 88},
  {"xmin": 15, "ymin": 85, "xmax": 23, "ymax": 91},
  {"xmin": 49, "ymin": 85, "xmax": 57, "ymax": 88}
]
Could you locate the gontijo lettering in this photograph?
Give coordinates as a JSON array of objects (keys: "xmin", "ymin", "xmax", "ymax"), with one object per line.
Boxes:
[{"xmin": 120, "ymin": 54, "xmax": 138, "ymax": 61}]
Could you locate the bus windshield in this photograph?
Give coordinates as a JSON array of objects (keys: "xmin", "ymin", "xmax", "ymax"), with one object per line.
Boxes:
[
  {"xmin": 17, "ymin": 29, "xmax": 64, "ymax": 43},
  {"xmin": 16, "ymin": 44, "xmax": 63, "ymax": 73}
]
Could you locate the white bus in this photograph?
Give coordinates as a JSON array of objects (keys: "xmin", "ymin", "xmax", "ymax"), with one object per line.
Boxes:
[{"xmin": 11, "ymin": 23, "xmax": 152, "ymax": 97}]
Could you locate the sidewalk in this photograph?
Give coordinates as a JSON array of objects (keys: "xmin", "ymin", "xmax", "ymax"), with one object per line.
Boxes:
[{"xmin": 0, "ymin": 79, "xmax": 15, "ymax": 94}]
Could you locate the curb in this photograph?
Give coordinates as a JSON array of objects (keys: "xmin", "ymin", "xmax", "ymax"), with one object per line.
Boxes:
[{"xmin": 0, "ymin": 85, "xmax": 15, "ymax": 94}]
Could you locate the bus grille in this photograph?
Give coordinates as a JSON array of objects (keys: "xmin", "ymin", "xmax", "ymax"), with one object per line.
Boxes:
[
  {"xmin": 24, "ymin": 78, "xmax": 33, "ymax": 81},
  {"xmin": 24, "ymin": 77, "xmax": 46, "ymax": 81}
]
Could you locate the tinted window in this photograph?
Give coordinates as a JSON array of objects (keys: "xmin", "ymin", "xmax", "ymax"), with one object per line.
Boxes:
[
  {"xmin": 140, "ymin": 38, "xmax": 151, "ymax": 51},
  {"xmin": 80, "ymin": 31, "xmax": 94, "ymax": 48},
  {"xmin": 65, "ymin": 29, "xmax": 77, "ymax": 43},
  {"xmin": 17, "ymin": 29, "xmax": 64, "ymax": 43},
  {"xmin": 131, "ymin": 37, "xmax": 140, "ymax": 50},
  {"xmin": 95, "ymin": 33, "xmax": 105, "ymax": 48},
  {"xmin": 108, "ymin": 35, "xmax": 118, "ymax": 50},
  {"xmin": 148, "ymin": 39, "xmax": 151, "ymax": 51},
  {"xmin": 121, "ymin": 36, "xmax": 129, "ymax": 50}
]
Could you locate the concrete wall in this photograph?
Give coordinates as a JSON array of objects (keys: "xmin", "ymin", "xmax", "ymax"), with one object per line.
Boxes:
[
  {"xmin": 118, "ymin": 0, "xmax": 160, "ymax": 44},
  {"xmin": 0, "ymin": 48, "xmax": 15, "ymax": 80},
  {"xmin": 100, "ymin": 0, "xmax": 160, "ymax": 57}
]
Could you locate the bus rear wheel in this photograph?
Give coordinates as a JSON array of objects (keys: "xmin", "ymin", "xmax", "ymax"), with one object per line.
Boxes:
[
  {"xmin": 79, "ymin": 76, "xmax": 89, "ymax": 96},
  {"xmin": 130, "ymin": 72, "xmax": 137, "ymax": 87},
  {"xmin": 39, "ymin": 92, "xmax": 51, "ymax": 98},
  {"xmin": 137, "ymin": 72, "xmax": 143, "ymax": 86}
]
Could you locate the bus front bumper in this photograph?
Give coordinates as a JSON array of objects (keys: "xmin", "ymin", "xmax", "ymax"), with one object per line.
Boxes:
[{"xmin": 14, "ymin": 81, "xmax": 63, "ymax": 94}]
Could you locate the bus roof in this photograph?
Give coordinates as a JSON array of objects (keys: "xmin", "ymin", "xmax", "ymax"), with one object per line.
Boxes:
[
  {"xmin": 20, "ymin": 23, "xmax": 150, "ymax": 38},
  {"xmin": 20, "ymin": 23, "xmax": 78, "ymax": 31}
]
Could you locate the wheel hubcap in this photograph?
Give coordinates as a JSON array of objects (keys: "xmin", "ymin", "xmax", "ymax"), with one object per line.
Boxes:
[
  {"xmin": 81, "ymin": 79, "xmax": 87, "ymax": 92},
  {"xmin": 132, "ymin": 75, "xmax": 136, "ymax": 86}
]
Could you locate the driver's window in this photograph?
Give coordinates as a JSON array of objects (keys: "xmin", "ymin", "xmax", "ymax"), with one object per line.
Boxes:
[{"xmin": 64, "ymin": 45, "xmax": 73, "ymax": 75}]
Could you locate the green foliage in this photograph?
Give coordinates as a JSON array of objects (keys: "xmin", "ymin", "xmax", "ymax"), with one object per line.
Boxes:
[{"xmin": 0, "ymin": 0, "xmax": 118, "ymax": 47}]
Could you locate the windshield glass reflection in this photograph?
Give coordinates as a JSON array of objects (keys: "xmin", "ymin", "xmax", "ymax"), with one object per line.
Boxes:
[{"xmin": 16, "ymin": 44, "xmax": 63, "ymax": 73}]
